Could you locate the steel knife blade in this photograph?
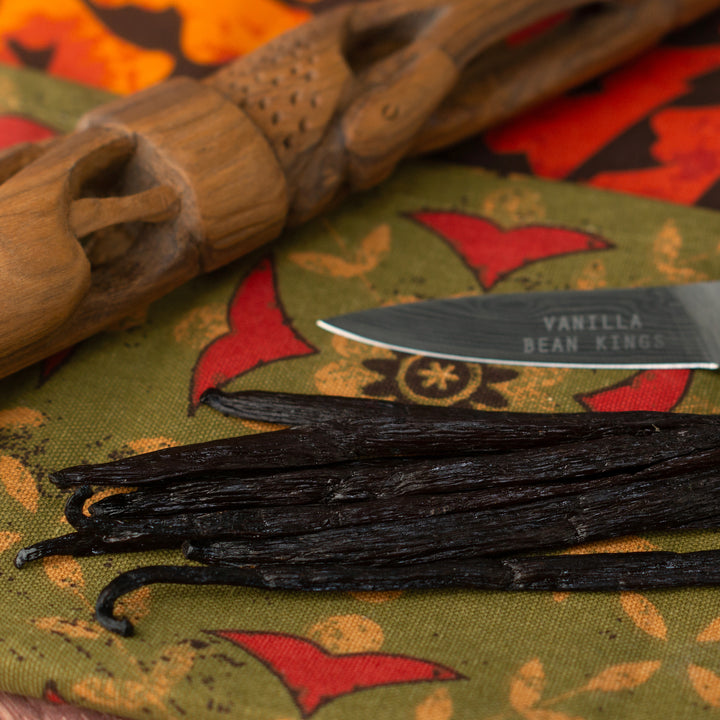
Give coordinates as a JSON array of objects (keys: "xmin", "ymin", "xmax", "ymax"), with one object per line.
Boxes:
[{"xmin": 317, "ymin": 282, "xmax": 720, "ymax": 369}]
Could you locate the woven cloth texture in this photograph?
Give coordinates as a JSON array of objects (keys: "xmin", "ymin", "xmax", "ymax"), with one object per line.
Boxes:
[{"xmin": 1, "ymin": 4, "xmax": 720, "ymax": 719}]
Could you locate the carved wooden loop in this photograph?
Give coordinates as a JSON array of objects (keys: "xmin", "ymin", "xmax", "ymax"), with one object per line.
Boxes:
[
  {"xmin": 79, "ymin": 77, "xmax": 289, "ymax": 271},
  {"xmin": 70, "ymin": 185, "xmax": 180, "ymax": 240}
]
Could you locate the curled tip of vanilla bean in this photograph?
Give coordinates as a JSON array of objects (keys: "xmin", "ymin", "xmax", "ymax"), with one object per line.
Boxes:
[
  {"xmin": 64, "ymin": 486, "xmax": 95, "ymax": 531},
  {"xmin": 95, "ymin": 564, "xmax": 256, "ymax": 636}
]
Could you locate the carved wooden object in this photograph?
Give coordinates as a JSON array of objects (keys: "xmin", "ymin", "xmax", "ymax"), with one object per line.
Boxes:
[{"xmin": 0, "ymin": 0, "xmax": 717, "ymax": 378}]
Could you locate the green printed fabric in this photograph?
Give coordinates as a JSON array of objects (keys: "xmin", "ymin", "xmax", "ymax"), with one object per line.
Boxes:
[{"xmin": 2, "ymin": 68, "xmax": 720, "ymax": 720}]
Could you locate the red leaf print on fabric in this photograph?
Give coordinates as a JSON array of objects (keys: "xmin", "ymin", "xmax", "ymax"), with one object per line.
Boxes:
[
  {"xmin": 42, "ymin": 680, "xmax": 65, "ymax": 704},
  {"xmin": 410, "ymin": 212, "xmax": 611, "ymax": 290},
  {"xmin": 576, "ymin": 369, "xmax": 692, "ymax": 411},
  {"xmin": 40, "ymin": 346, "xmax": 75, "ymax": 384},
  {"xmin": 211, "ymin": 630, "xmax": 463, "ymax": 717},
  {"xmin": 485, "ymin": 46, "xmax": 720, "ymax": 179},
  {"xmin": 590, "ymin": 107, "xmax": 720, "ymax": 204},
  {"xmin": 0, "ymin": 114, "xmax": 55, "ymax": 147},
  {"xmin": 189, "ymin": 257, "xmax": 317, "ymax": 411}
]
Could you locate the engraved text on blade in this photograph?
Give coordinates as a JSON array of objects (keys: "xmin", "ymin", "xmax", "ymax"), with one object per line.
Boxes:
[{"xmin": 522, "ymin": 312, "xmax": 666, "ymax": 355}]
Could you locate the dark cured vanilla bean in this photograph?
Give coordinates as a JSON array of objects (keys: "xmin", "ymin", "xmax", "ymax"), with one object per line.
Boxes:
[
  {"xmin": 14, "ymin": 391, "xmax": 720, "ymax": 636},
  {"xmin": 200, "ymin": 389, "xmax": 720, "ymax": 433},
  {"xmin": 86, "ymin": 430, "xmax": 720, "ymax": 519},
  {"xmin": 14, "ymin": 532, "xmax": 100, "ymax": 568},
  {"xmin": 94, "ymin": 550, "xmax": 720, "ymax": 636},
  {"xmin": 183, "ymin": 467, "xmax": 720, "ymax": 567},
  {"xmin": 78, "ymin": 476, "xmax": 637, "ymax": 544},
  {"xmin": 84, "ymin": 457, "xmax": 720, "ymax": 548},
  {"xmin": 51, "ymin": 405, "xmax": 720, "ymax": 489}
]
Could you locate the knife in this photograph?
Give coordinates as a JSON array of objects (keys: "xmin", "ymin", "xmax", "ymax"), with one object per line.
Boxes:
[{"xmin": 317, "ymin": 282, "xmax": 720, "ymax": 369}]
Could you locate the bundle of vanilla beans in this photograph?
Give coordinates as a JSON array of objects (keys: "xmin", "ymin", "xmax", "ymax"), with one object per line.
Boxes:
[{"xmin": 15, "ymin": 390, "xmax": 720, "ymax": 636}]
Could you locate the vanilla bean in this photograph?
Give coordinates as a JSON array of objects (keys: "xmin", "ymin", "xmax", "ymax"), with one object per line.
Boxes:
[
  {"xmin": 16, "ymin": 392, "xmax": 720, "ymax": 638},
  {"xmin": 52, "ymin": 401, "xmax": 720, "ymax": 489},
  {"xmin": 95, "ymin": 549, "xmax": 720, "ymax": 635},
  {"xmin": 80, "ymin": 476, "xmax": 631, "ymax": 545},
  {"xmin": 51, "ymin": 425, "xmax": 331, "ymax": 488},
  {"xmin": 183, "ymin": 467, "xmax": 720, "ymax": 566},
  {"xmin": 200, "ymin": 390, "xmax": 720, "ymax": 434},
  {"xmin": 83, "ymin": 449, "xmax": 637, "ymax": 519},
  {"xmin": 83, "ymin": 454, "xmax": 720, "ymax": 544},
  {"xmin": 26, "ymin": 463, "xmax": 720, "ymax": 558},
  {"xmin": 87, "ymin": 431, "xmax": 720, "ymax": 521},
  {"xmin": 13, "ymin": 474, "xmax": 636, "ymax": 560},
  {"xmin": 59, "ymin": 423, "xmax": 717, "ymax": 500},
  {"xmin": 13, "ymin": 532, "xmax": 100, "ymax": 568},
  {"xmin": 224, "ymin": 551, "xmax": 720, "ymax": 593},
  {"xmin": 64, "ymin": 485, "xmax": 95, "ymax": 531},
  {"xmin": 11, "ymin": 529, "xmax": 182, "ymax": 567},
  {"xmin": 14, "ymin": 528, "xmax": 192, "ymax": 566},
  {"xmin": 199, "ymin": 388, "xmax": 422, "ymax": 425}
]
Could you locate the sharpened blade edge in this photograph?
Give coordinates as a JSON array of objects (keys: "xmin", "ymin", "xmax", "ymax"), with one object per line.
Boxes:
[
  {"xmin": 316, "ymin": 319, "xmax": 719, "ymax": 370},
  {"xmin": 318, "ymin": 282, "xmax": 720, "ymax": 369}
]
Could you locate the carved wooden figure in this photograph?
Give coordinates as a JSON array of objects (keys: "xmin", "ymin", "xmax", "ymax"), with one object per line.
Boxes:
[{"xmin": 0, "ymin": 0, "xmax": 717, "ymax": 378}]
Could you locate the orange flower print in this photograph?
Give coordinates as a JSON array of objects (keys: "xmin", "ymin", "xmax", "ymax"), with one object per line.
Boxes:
[
  {"xmin": 0, "ymin": 0, "xmax": 173, "ymax": 93},
  {"xmin": 91, "ymin": 0, "xmax": 311, "ymax": 65},
  {"xmin": 0, "ymin": 0, "xmax": 311, "ymax": 94}
]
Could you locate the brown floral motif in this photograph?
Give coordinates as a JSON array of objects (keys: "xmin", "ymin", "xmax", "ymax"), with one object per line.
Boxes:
[
  {"xmin": 416, "ymin": 687, "xmax": 454, "ymax": 720},
  {"xmin": 547, "ymin": 537, "xmax": 720, "ymax": 711},
  {"xmin": 30, "ymin": 551, "xmax": 195, "ymax": 718},
  {"xmin": 361, "ymin": 354, "xmax": 519, "ymax": 409},
  {"xmin": 486, "ymin": 656, "xmax": 661, "ymax": 720}
]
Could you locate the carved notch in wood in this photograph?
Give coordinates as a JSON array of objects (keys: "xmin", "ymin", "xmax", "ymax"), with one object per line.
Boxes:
[{"xmin": 70, "ymin": 186, "xmax": 180, "ymax": 266}]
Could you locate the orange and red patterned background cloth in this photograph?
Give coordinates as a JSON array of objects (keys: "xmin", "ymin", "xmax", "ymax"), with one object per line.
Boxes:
[{"xmin": 3, "ymin": 3, "xmax": 720, "ymax": 720}]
